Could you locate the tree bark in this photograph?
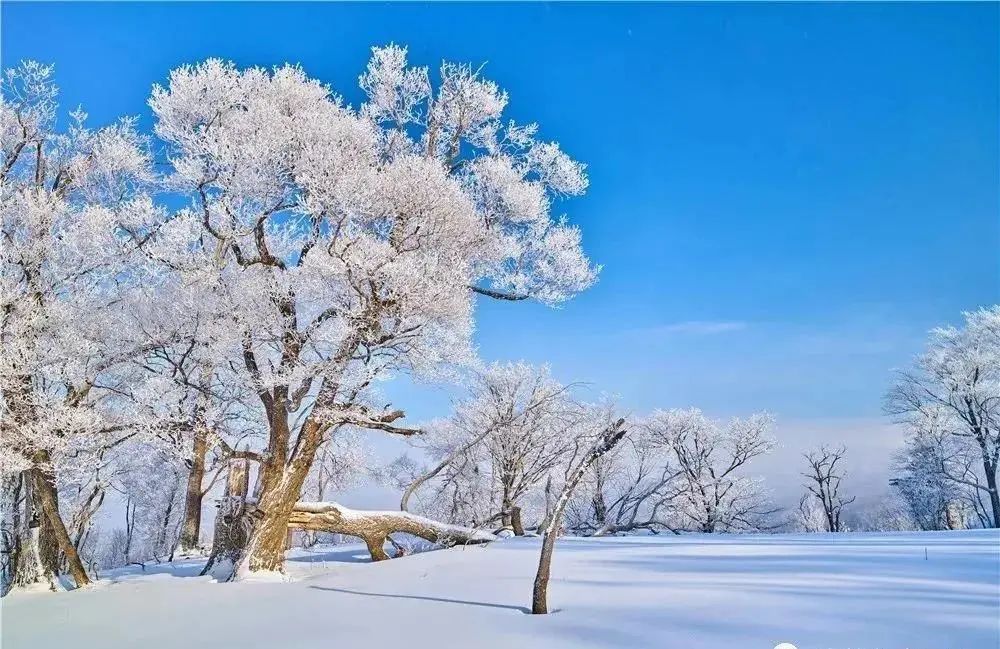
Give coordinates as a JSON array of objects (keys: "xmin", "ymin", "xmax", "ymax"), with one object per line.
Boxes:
[
  {"xmin": 237, "ymin": 419, "xmax": 326, "ymax": 576},
  {"xmin": 200, "ymin": 458, "xmax": 250, "ymax": 577},
  {"xmin": 982, "ymin": 459, "xmax": 1000, "ymax": 528},
  {"xmin": 511, "ymin": 506, "xmax": 525, "ymax": 536},
  {"xmin": 11, "ymin": 471, "xmax": 59, "ymax": 590},
  {"xmin": 287, "ymin": 502, "xmax": 496, "ymax": 562},
  {"xmin": 532, "ymin": 522, "xmax": 558, "ymax": 614},
  {"xmin": 29, "ymin": 462, "xmax": 90, "ymax": 587},
  {"xmin": 532, "ymin": 419, "xmax": 626, "ymax": 614},
  {"xmin": 179, "ymin": 425, "xmax": 208, "ymax": 552}
]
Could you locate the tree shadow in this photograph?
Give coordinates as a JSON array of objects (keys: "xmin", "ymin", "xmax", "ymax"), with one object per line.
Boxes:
[{"xmin": 309, "ymin": 585, "xmax": 531, "ymax": 614}]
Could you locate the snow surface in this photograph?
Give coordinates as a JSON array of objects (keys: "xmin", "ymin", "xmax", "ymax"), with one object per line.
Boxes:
[{"xmin": 2, "ymin": 530, "xmax": 997, "ymax": 648}]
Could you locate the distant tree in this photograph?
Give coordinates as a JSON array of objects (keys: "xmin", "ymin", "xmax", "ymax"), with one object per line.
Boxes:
[
  {"xmin": 795, "ymin": 493, "xmax": 829, "ymax": 533},
  {"xmin": 801, "ymin": 445, "xmax": 855, "ymax": 532},
  {"xmin": 401, "ymin": 363, "xmax": 578, "ymax": 533},
  {"xmin": 565, "ymin": 430, "xmax": 682, "ymax": 536},
  {"xmin": 885, "ymin": 307, "xmax": 1000, "ymax": 527},
  {"xmin": 642, "ymin": 409, "xmax": 776, "ymax": 532}
]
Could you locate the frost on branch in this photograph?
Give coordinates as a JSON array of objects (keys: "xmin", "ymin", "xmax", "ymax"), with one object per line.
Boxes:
[
  {"xmin": 886, "ymin": 306, "xmax": 1000, "ymax": 528},
  {"xmin": 399, "ymin": 362, "xmax": 582, "ymax": 533},
  {"xmin": 1, "ymin": 61, "xmax": 161, "ymax": 589},
  {"xmin": 138, "ymin": 46, "xmax": 598, "ymax": 576},
  {"xmin": 641, "ymin": 409, "xmax": 777, "ymax": 533},
  {"xmin": 287, "ymin": 502, "xmax": 495, "ymax": 562}
]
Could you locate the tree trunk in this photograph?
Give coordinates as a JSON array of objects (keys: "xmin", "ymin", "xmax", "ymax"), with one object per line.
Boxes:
[
  {"xmin": 200, "ymin": 459, "xmax": 250, "ymax": 577},
  {"xmin": 501, "ymin": 506, "xmax": 513, "ymax": 529},
  {"xmin": 10, "ymin": 470, "xmax": 57, "ymax": 589},
  {"xmin": 982, "ymin": 461, "xmax": 1000, "ymax": 528},
  {"xmin": 538, "ymin": 475, "xmax": 554, "ymax": 533},
  {"xmin": 287, "ymin": 502, "xmax": 496, "ymax": 562},
  {"xmin": 179, "ymin": 426, "xmax": 208, "ymax": 552},
  {"xmin": 511, "ymin": 506, "xmax": 525, "ymax": 536},
  {"xmin": 532, "ymin": 419, "xmax": 626, "ymax": 614},
  {"xmin": 236, "ymin": 419, "xmax": 326, "ymax": 577},
  {"xmin": 29, "ymin": 463, "xmax": 90, "ymax": 587},
  {"xmin": 592, "ymin": 490, "xmax": 608, "ymax": 528},
  {"xmin": 532, "ymin": 523, "xmax": 558, "ymax": 614},
  {"xmin": 11, "ymin": 472, "xmax": 58, "ymax": 591}
]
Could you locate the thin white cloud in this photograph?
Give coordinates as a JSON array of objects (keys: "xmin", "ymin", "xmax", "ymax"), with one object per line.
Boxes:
[{"xmin": 652, "ymin": 320, "xmax": 748, "ymax": 335}]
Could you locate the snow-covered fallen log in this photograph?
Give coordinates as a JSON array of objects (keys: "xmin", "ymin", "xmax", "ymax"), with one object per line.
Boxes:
[{"xmin": 287, "ymin": 502, "xmax": 496, "ymax": 561}]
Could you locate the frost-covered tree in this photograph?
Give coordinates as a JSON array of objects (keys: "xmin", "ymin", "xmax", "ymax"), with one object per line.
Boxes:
[
  {"xmin": 0, "ymin": 62, "xmax": 162, "ymax": 588},
  {"xmin": 137, "ymin": 45, "xmax": 596, "ymax": 576},
  {"xmin": 886, "ymin": 307, "xmax": 1000, "ymax": 527},
  {"xmin": 795, "ymin": 493, "xmax": 829, "ymax": 533},
  {"xmin": 801, "ymin": 445, "xmax": 855, "ymax": 532},
  {"xmin": 642, "ymin": 409, "xmax": 776, "ymax": 532},
  {"xmin": 891, "ymin": 411, "xmax": 986, "ymax": 529},
  {"xmin": 565, "ymin": 431, "xmax": 682, "ymax": 536},
  {"xmin": 402, "ymin": 363, "xmax": 579, "ymax": 533}
]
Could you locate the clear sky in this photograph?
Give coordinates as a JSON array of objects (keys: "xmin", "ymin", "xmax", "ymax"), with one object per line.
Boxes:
[{"xmin": 3, "ymin": 2, "xmax": 997, "ymax": 506}]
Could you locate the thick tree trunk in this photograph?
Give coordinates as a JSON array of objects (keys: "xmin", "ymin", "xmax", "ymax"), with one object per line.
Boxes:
[
  {"xmin": 179, "ymin": 426, "xmax": 208, "ymax": 552},
  {"xmin": 242, "ymin": 491, "xmax": 300, "ymax": 573},
  {"xmin": 11, "ymin": 472, "xmax": 58, "ymax": 591},
  {"xmin": 200, "ymin": 459, "xmax": 250, "ymax": 577},
  {"xmin": 288, "ymin": 502, "xmax": 496, "ymax": 562},
  {"xmin": 592, "ymin": 490, "xmax": 608, "ymax": 528},
  {"xmin": 29, "ymin": 463, "xmax": 90, "ymax": 587},
  {"xmin": 236, "ymin": 419, "xmax": 326, "ymax": 577},
  {"xmin": 10, "ymin": 470, "xmax": 59, "ymax": 589},
  {"xmin": 511, "ymin": 506, "xmax": 525, "ymax": 536}
]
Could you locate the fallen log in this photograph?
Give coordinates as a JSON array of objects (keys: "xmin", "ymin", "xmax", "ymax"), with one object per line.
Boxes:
[{"xmin": 288, "ymin": 502, "xmax": 496, "ymax": 561}]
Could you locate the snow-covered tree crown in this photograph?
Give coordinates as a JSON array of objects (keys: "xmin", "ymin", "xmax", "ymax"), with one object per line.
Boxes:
[
  {"xmin": 1, "ymin": 61, "xmax": 162, "ymax": 475},
  {"xmin": 139, "ymin": 45, "xmax": 598, "ymax": 421}
]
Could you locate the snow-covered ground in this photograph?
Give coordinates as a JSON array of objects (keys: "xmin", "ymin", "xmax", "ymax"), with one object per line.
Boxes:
[{"xmin": 2, "ymin": 530, "xmax": 997, "ymax": 648}]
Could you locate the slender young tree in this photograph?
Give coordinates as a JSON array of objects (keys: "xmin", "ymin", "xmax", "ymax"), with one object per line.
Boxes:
[
  {"xmin": 532, "ymin": 412, "xmax": 627, "ymax": 614},
  {"xmin": 802, "ymin": 445, "xmax": 855, "ymax": 533}
]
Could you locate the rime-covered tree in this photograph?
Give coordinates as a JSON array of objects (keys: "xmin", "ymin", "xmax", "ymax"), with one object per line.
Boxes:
[
  {"xmin": 0, "ymin": 62, "xmax": 162, "ymax": 588},
  {"xmin": 137, "ymin": 46, "xmax": 596, "ymax": 576},
  {"xmin": 885, "ymin": 307, "xmax": 1000, "ymax": 527},
  {"xmin": 891, "ymin": 411, "xmax": 986, "ymax": 529},
  {"xmin": 642, "ymin": 409, "xmax": 776, "ymax": 532},
  {"xmin": 566, "ymin": 431, "xmax": 682, "ymax": 536},
  {"xmin": 801, "ymin": 445, "xmax": 855, "ymax": 533},
  {"xmin": 401, "ymin": 363, "xmax": 579, "ymax": 533}
]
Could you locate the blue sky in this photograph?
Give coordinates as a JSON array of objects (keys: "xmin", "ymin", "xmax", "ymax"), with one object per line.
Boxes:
[{"xmin": 3, "ymin": 2, "xmax": 997, "ymax": 500}]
